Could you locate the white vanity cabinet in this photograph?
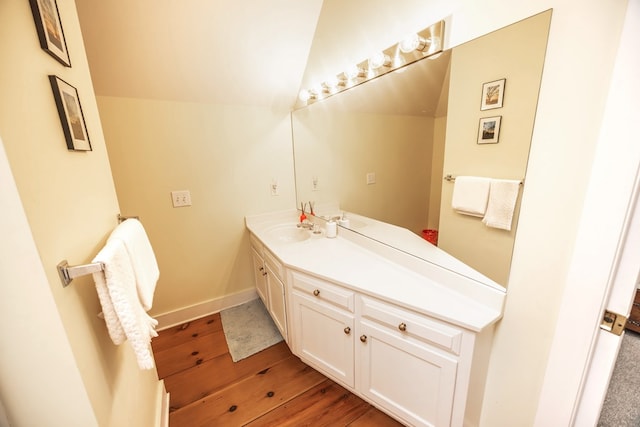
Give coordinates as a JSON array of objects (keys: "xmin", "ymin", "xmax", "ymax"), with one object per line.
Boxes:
[
  {"xmin": 249, "ymin": 235, "xmax": 288, "ymax": 342},
  {"xmin": 245, "ymin": 214, "xmax": 503, "ymax": 427},
  {"xmin": 288, "ymin": 270, "xmax": 484, "ymax": 427},
  {"xmin": 290, "ymin": 270, "xmax": 356, "ymax": 387},
  {"xmin": 357, "ymin": 296, "xmax": 471, "ymax": 427}
]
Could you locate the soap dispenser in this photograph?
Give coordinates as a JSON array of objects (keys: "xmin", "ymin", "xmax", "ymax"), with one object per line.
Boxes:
[{"xmin": 337, "ymin": 212, "xmax": 350, "ymax": 228}]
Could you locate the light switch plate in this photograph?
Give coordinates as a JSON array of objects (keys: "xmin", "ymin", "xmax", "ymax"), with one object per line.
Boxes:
[
  {"xmin": 366, "ymin": 172, "xmax": 376, "ymax": 185},
  {"xmin": 171, "ymin": 190, "xmax": 192, "ymax": 207}
]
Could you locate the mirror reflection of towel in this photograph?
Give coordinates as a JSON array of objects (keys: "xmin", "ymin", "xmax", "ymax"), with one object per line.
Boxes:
[
  {"xmin": 451, "ymin": 176, "xmax": 491, "ymax": 217},
  {"xmin": 482, "ymin": 179, "xmax": 521, "ymax": 231}
]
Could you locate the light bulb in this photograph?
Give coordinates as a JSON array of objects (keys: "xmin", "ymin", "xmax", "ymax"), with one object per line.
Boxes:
[
  {"xmin": 344, "ymin": 64, "xmax": 360, "ymax": 80},
  {"xmin": 298, "ymin": 89, "xmax": 311, "ymax": 102},
  {"xmin": 369, "ymin": 52, "xmax": 391, "ymax": 69},
  {"xmin": 399, "ymin": 33, "xmax": 427, "ymax": 53},
  {"xmin": 324, "ymin": 75, "xmax": 339, "ymax": 89},
  {"xmin": 310, "ymin": 84, "xmax": 323, "ymax": 97}
]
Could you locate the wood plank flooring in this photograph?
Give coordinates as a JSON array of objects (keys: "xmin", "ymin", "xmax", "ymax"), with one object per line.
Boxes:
[{"xmin": 152, "ymin": 312, "xmax": 405, "ymax": 426}]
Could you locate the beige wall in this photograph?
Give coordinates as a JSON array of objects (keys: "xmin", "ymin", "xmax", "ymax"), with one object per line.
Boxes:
[
  {"xmin": 0, "ymin": 1, "xmax": 162, "ymax": 425},
  {"xmin": 438, "ymin": 11, "xmax": 551, "ymax": 286},
  {"xmin": 293, "ymin": 107, "xmax": 435, "ymax": 235},
  {"xmin": 97, "ymin": 97, "xmax": 296, "ymax": 316}
]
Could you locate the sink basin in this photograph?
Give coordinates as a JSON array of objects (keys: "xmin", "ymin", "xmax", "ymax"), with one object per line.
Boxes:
[{"xmin": 265, "ymin": 224, "xmax": 311, "ymax": 243}]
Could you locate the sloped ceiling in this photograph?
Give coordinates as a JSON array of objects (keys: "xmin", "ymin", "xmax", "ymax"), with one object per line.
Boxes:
[
  {"xmin": 75, "ymin": 0, "xmax": 323, "ymax": 109},
  {"xmin": 75, "ymin": 0, "xmax": 450, "ymax": 114}
]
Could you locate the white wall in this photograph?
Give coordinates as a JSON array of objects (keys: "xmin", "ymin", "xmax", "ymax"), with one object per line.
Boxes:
[{"xmin": 0, "ymin": 138, "xmax": 96, "ymax": 426}]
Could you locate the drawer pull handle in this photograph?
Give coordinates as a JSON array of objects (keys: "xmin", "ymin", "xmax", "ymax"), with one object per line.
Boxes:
[
  {"xmin": 259, "ymin": 267, "xmax": 264, "ymax": 271},
  {"xmin": 344, "ymin": 327, "xmax": 351, "ymax": 335},
  {"xmin": 313, "ymin": 289, "xmax": 320, "ymax": 296},
  {"xmin": 360, "ymin": 335, "xmax": 367, "ymax": 343},
  {"xmin": 262, "ymin": 271, "xmax": 267, "ymax": 276},
  {"xmin": 398, "ymin": 322, "xmax": 407, "ymax": 332}
]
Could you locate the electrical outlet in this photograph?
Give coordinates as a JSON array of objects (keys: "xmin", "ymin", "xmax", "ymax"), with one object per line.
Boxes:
[
  {"xmin": 270, "ymin": 179, "xmax": 279, "ymax": 196},
  {"xmin": 171, "ymin": 190, "xmax": 192, "ymax": 207},
  {"xmin": 366, "ymin": 172, "xmax": 376, "ymax": 185}
]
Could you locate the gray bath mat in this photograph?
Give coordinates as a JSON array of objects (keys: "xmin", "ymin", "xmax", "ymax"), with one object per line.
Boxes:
[{"xmin": 220, "ymin": 298, "xmax": 283, "ymax": 362}]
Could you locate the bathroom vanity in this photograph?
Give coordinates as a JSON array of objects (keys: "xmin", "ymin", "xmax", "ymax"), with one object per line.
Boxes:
[{"xmin": 246, "ymin": 210, "xmax": 506, "ymax": 427}]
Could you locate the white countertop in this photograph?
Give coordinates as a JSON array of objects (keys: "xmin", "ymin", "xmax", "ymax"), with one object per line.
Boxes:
[{"xmin": 246, "ymin": 209, "xmax": 505, "ymax": 332}]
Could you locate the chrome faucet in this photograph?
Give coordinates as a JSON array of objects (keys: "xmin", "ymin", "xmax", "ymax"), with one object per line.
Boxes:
[{"xmin": 297, "ymin": 220, "xmax": 314, "ymax": 230}]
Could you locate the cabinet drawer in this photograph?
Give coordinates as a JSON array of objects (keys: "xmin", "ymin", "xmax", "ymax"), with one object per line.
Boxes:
[
  {"xmin": 291, "ymin": 271, "xmax": 355, "ymax": 313},
  {"xmin": 359, "ymin": 296, "xmax": 463, "ymax": 355},
  {"xmin": 263, "ymin": 248, "xmax": 285, "ymax": 282}
]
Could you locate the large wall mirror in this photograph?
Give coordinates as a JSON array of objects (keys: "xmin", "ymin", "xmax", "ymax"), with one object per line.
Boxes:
[{"xmin": 292, "ymin": 10, "xmax": 552, "ymax": 288}]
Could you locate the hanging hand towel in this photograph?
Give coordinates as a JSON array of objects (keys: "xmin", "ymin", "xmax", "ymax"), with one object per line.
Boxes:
[
  {"xmin": 482, "ymin": 179, "xmax": 521, "ymax": 231},
  {"xmin": 451, "ymin": 176, "xmax": 491, "ymax": 217},
  {"xmin": 108, "ymin": 218, "xmax": 159, "ymax": 311},
  {"xmin": 92, "ymin": 239, "xmax": 158, "ymax": 370}
]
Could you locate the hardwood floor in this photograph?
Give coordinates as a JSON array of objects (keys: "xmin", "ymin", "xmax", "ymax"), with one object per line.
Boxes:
[{"xmin": 152, "ymin": 312, "xmax": 405, "ymax": 427}]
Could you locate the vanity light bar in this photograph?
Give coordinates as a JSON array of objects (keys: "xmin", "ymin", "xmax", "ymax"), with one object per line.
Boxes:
[{"xmin": 297, "ymin": 20, "xmax": 445, "ymax": 107}]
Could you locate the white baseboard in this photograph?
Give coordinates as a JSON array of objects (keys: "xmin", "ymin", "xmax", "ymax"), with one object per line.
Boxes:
[{"xmin": 154, "ymin": 288, "xmax": 258, "ymax": 331}]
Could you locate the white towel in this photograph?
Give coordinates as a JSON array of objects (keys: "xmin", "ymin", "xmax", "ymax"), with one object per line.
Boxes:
[
  {"xmin": 92, "ymin": 239, "xmax": 158, "ymax": 370},
  {"xmin": 108, "ymin": 218, "xmax": 159, "ymax": 311},
  {"xmin": 451, "ymin": 176, "xmax": 491, "ymax": 217},
  {"xmin": 482, "ymin": 179, "xmax": 521, "ymax": 231}
]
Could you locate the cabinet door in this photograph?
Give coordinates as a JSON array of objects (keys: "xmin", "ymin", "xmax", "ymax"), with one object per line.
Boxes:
[
  {"xmin": 292, "ymin": 292, "xmax": 355, "ymax": 388},
  {"xmin": 358, "ymin": 320, "xmax": 458, "ymax": 427},
  {"xmin": 265, "ymin": 263, "xmax": 287, "ymax": 341},
  {"xmin": 250, "ymin": 247, "xmax": 268, "ymax": 305}
]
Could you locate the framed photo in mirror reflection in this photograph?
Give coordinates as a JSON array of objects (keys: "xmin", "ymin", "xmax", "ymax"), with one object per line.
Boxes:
[
  {"xmin": 480, "ymin": 78, "xmax": 506, "ymax": 110},
  {"xmin": 478, "ymin": 116, "xmax": 501, "ymax": 144}
]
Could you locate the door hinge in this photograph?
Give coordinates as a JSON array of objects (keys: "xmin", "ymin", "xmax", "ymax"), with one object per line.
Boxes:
[{"xmin": 600, "ymin": 310, "xmax": 627, "ymax": 336}]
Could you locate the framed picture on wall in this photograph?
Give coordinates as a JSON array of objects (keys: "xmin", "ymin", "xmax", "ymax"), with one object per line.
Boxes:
[
  {"xmin": 28, "ymin": 0, "xmax": 71, "ymax": 67},
  {"xmin": 48, "ymin": 75, "xmax": 92, "ymax": 151},
  {"xmin": 478, "ymin": 116, "xmax": 502, "ymax": 144},
  {"xmin": 480, "ymin": 78, "xmax": 505, "ymax": 110}
]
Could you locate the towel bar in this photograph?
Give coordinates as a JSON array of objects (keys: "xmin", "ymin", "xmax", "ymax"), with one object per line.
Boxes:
[
  {"xmin": 57, "ymin": 260, "xmax": 105, "ymax": 287},
  {"xmin": 57, "ymin": 213, "xmax": 139, "ymax": 287}
]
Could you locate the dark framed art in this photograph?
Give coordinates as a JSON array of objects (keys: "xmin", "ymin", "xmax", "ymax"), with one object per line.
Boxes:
[
  {"xmin": 49, "ymin": 75, "xmax": 91, "ymax": 151},
  {"xmin": 480, "ymin": 78, "xmax": 505, "ymax": 110},
  {"xmin": 478, "ymin": 116, "xmax": 502, "ymax": 144},
  {"xmin": 29, "ymin": 0, "xmax": 71, "ymax": 67}
]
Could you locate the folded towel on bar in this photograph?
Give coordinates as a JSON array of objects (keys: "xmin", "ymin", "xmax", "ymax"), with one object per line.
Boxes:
[
  {"xmin": 108, "ymin": 218, "xmax": 159, "ymax": 311},
  {"xmin": 451, "ymin": 176, "xmax": 492, "ymax": 217},
  {"xmin": 482, "ymin": 179, "xmax": 521, "ymax": 231},
  {"xmin": 92, "ymin": 239, "xmax": 158, "ymax": 370}
]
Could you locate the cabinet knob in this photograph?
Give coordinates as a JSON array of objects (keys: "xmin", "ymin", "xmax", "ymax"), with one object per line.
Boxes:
[
  {"xmin": 360, "ymin": 335, "xmax": 367, "ymax": 343},
  {"xmin": 259, "ymin": 267, "xmax": 264, "ymax": 271},
  {"xmin": 398, "ymin": 322, "xmax": 407, "ymax": 332},
  {"xmin": 344, "ymin": 327, "xmax": 351, "ymax": 335},
  {"xmin": 313, "ymin": 289, "xmax": 320, "ymax": 296}
]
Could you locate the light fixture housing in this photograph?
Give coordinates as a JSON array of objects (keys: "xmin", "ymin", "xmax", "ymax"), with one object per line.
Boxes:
[{"xmin": 296, "ymin": 19, "xmax": 444, "ymax": 108}]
